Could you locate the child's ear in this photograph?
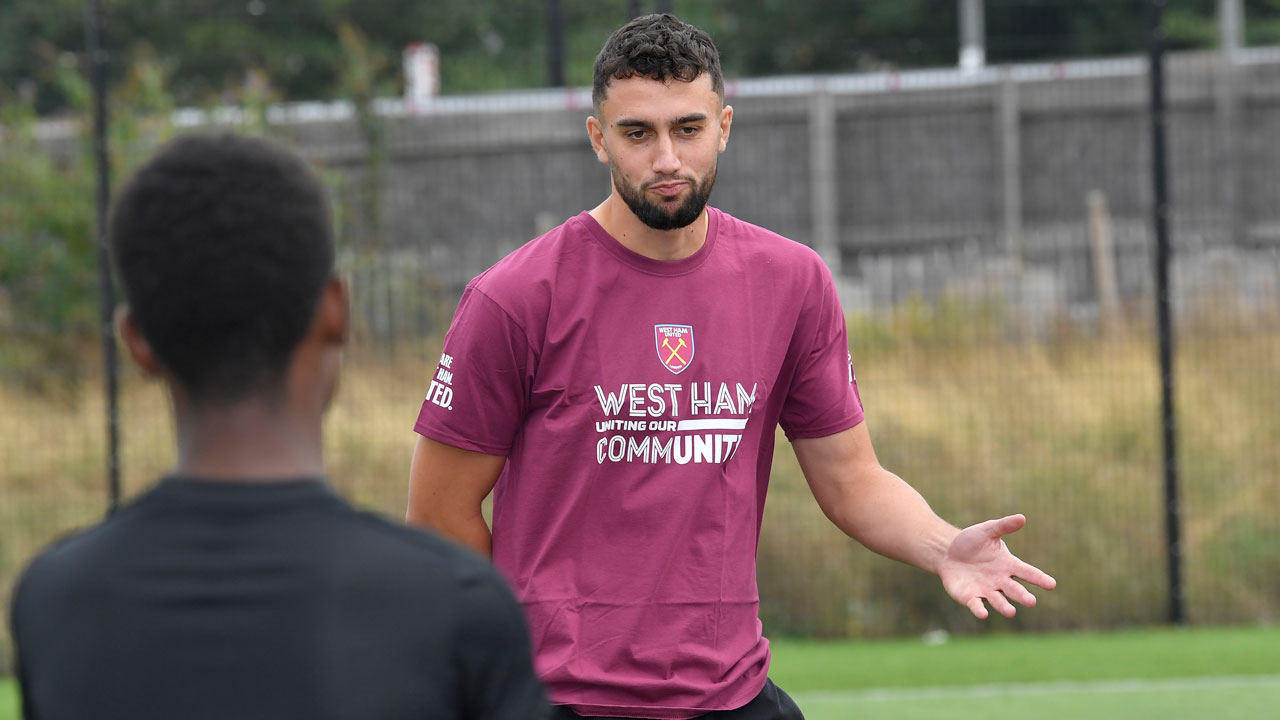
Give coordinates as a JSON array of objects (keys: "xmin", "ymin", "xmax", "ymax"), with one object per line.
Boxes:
[{"xmin": 117, "ymin": 306, "xmax": 162, "ymax": 377}]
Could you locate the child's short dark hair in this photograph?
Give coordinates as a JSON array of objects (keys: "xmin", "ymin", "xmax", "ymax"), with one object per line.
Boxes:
[
  {"xmin": 592, "ymin": 13, "xmax": 724, "ymax": 112},
  {"xmin": 108, "ymin": 133, "xmax": 335, "ymax": 404}
]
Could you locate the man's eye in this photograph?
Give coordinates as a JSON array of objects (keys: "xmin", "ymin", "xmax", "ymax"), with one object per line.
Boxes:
[
  {"xmin": 627, "ymin": 130, "xmax": 648, "ymax": 140},
  {"xmin": 678, "ymin": 126, "xmax": 700, "ymax": 135}
]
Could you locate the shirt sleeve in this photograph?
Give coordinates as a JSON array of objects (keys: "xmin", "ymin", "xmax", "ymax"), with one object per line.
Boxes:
[
  {"xmin": 11, "ymin": 561, "xmax": 41, "ymax": 720},
  {"xmin": 778, "ymin": 263, "xmax": 865, "ymax": 440},
  {"xmin": 414, "ymin": 286, "xmax": 535, "ymax": 456},
  {"xmin": 454, "ymin": 569, "xmax": 549, "ymax": 720},
  {"xmin": 17, "ymin": 649, "xmax": 37, "ymax": 720}
]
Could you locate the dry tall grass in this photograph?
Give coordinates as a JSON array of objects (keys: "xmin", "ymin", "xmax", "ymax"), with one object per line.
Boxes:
[{"xmin": 2, "ymin": 326, "xmax": 1277, "ymax": 668}]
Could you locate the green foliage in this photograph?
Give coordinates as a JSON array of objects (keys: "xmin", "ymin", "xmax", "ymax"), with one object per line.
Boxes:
[
  {"xmin": 0, "ymin": 55, "xmax": 177, "ymax": 395},
  {"xmin": 0, "ymin": 83, "xmax": 99, "ymax": 394},
  {"xmin": 1244, "ymin": 0, "xmax": 1280, "ymax": 44},
  {"xmin": 335, "ymin": 21, "xmax": 394, "ymax": 250},
  {"xmin": 719, "ymin": 0, "xmax": 956, "ymax": 75},
  {"xmin": 0, "ymin": 1, "xmax": 1235, "ymax": 116}
]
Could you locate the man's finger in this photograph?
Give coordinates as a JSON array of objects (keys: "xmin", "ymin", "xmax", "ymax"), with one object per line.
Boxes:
[
  {"xmin": 1014, "ymin": 560, "xmax": 1057, "ymax": 590},
  {"xmin": 987, "ymin": 590, "xmax": 1018, "ymax": 618},
  {"xmin": 1001, "ymin": 579, "xmax": 1038, "ymax": 608},
  {"xmin": 984, "ymin": 513, "xmax": 1027, "ymax": 538},
  {"xmin": 966, "ymin": 597, "xmax": 989, "ymax": 620}
]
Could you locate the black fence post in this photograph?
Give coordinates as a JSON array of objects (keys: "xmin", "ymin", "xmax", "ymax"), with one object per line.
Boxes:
[
  {"xmin": 85, "ymin": 0, "xmax": 121, "ymax": 514},
  {"xmin": 547, "ymin": 0, "xmax": 565, "ymax": 88},
  {"xmin": 1147, "ymin": 0, "xmax": 1185, "ymax": 626}
]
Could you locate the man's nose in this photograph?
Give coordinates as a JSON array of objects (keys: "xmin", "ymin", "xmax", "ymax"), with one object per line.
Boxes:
[{"xmin": 651, "ymin": 134, "xmax": 680, "ymax": 174}]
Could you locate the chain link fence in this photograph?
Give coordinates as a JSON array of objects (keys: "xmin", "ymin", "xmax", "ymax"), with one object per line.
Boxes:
[{"xmin": 3, "ymin": 4, "xmax": 1279, "ymax": 674}]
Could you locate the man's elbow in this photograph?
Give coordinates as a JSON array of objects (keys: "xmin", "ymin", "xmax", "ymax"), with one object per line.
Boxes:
[
  {"xmin": 406, "ymin": 500, "xmax": 459, "ymax": 534},
  {"xmin": 407, "ymin": 499, "xmax": 488, "ymax": 546}
]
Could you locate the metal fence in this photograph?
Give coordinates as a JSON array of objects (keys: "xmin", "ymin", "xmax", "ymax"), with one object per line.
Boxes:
[{"xmin": 3, "ymin": 6, "xmax": 1280, "ymax": 674}]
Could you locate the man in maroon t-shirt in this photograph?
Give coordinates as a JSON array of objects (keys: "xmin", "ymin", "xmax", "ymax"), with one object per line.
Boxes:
[{"xmin": 408, "ymin": 13, "xmax": 1056, "ymax": 720}]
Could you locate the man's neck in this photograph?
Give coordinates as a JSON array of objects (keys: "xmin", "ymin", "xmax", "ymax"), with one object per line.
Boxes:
[
  {"xmin": 172, "ymin": 398, "xmax": 325, "ymax": 482},
  {"xmin": 589, "ymin": 195, "xmax": 708, "ymax": 261}
]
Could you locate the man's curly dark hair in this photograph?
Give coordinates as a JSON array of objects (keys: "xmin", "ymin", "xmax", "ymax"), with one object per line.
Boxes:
[{"xmin": 592, "ymin": 13, "xmax": 724, "ymax": 112}]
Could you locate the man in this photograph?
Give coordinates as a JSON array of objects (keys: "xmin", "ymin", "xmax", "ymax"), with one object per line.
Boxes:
[
  {"xmin": 408, "ymin": 14, "xmax": 1055, "ymax": 720},
  {"xmin": 10, "ymin": 133, "xmax": 547, "ymax": 720}
]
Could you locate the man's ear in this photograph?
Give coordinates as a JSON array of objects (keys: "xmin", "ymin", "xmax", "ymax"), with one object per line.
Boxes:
[
  {"xmin": 717, "ymin": 104, "xmax": 733, "ymax": 152},
  {"xmin": 314, "ymin": 275, "xmax": 349, "ymax": 347},
  {"xmin": 586, "ymin": 115, "xmax": 610, "ymax": 164},
  {"xmin": 116, "ymin": 306, "xmax": 162, "ymax": 377}
]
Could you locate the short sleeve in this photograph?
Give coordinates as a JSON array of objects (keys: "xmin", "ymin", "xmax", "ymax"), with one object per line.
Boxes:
[
  {"xmin": 414, "ymin": 286, "xmax": 534, "ymax": 456},
  {"xmin": 454, "ymin": 569, "xmax": 549, "ymax": 720},
  {"xmin": 11, "ymin": 554, "xmax": 48, "ymax": 720},
  {"xmin": 10, "ymin": 575, "xmax": 32, "ymax": 720},
  {"xmin": 779, "ymin": 265, "xmax": 864, "ymax": 440}
]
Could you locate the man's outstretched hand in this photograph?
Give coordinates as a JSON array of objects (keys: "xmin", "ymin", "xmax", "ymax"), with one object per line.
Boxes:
[{"xmin": 938, "ymin": 514, "xmax": 1057, "ymax": 619}]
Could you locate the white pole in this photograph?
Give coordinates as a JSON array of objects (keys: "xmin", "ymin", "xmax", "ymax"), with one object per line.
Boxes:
[
  {"xmin": 809, "ymin": 83, "xmax": 840, "ymax": 277},
  {"xmin": 960, "ymin": 0, "xmax": 985, "ymax": 73},
  {"xmin": 1219, "ymin": 0, "xmax": 1244, "ymax": 60}
]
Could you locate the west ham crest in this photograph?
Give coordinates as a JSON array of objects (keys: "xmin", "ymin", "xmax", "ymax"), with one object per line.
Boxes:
[{"xmin": 654, "ymin": 324, "xmax": 694, "ymax": 374}]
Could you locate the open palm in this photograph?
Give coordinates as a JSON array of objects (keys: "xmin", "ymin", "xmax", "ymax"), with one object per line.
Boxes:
[{"xmin": 938, "ymin": 514, "xmax": 1057, "ymax": 619}]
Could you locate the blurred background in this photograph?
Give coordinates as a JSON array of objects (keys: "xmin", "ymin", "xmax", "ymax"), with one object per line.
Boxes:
[{"xmin": 2, "ymin": 0, "xmax": 1278, "ymax": 673}]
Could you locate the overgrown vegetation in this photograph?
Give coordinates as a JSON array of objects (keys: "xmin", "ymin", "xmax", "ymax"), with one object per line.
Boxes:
[
  {"xmin": 0, "ymin": 91, "xmax": 97, "ymax": 395},
  {"xmin": 755, "ymin": 309, "xmax": 1279, "ymax": 638},
  {"xmin": 0, "ymin": 55, "xmax": 175, "ymax": 396},
  {"xmin": 3, "ymin": 1, "xmax": 1278, "ymax": 669},
  {"xmin": 0, "ymin": 36, "xmax": 387, "ymax": 394},
  {"xmin": 2, "ymin": 317, "xmax": 1277, "ymax": 673}
]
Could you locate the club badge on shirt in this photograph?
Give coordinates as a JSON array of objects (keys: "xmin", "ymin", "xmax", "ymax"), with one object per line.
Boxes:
[{"xmin": 654, "ymin": 324, "xmax": 694, "ymax": 374}]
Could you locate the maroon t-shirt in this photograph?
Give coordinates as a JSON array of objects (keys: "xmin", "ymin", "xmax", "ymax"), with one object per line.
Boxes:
[{"xmin": 415, "ymin": 208, "xmax": 863, "ymax": 719}]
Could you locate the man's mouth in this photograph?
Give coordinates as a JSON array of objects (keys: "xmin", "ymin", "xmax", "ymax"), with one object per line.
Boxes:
[{"xmin": 648, "ymin": 181, "xmax": 688, "ymax": 198}]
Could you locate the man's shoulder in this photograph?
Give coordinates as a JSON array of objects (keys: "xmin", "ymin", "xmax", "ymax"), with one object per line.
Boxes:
[
  {"xmin": 470, "ymin": 212, "xmax": 591, "ymax": 297},
  {"xmin": 453, "ymin": 212, "xmax": 598, "ymax": 338},
  {"xmin": 10, "ymin": 510, "xmax": 130, "ymax": 618},
  {"xmin": 12, "ymin": 490, "xmax": 501, "ymax": 608},
  {"xmin": 713, "ymin": 207, "xmax": 831, "ymax": 273}
]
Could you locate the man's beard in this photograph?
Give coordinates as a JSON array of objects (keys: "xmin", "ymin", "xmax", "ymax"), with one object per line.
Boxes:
[{"xmin": 612, "ymin": 162, "xmax": 717, "ymax": 231}]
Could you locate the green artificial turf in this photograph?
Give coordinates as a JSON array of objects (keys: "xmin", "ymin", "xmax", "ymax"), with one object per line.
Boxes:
[
  {"xmin": 771, "ymin": 625, "xmax": 1280, "ymax": 720},
  {"xmin": 3, "ymin": 625, "xmax": 1277, "ymax": 720},
  {"xmin": 768, "ymin": 625, "xmax": 1280, "ymax": 691}
]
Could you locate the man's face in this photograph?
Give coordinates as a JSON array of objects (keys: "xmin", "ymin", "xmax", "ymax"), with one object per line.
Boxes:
[{"xmin": 589, "ymin": 73, "xmax": 732, "ymax": 231}]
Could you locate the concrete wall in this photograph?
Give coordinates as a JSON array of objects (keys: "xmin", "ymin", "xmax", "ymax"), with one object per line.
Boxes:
[{"xmin": 204, "ymin": 51, "xmax": 1280, "ymax": 334}]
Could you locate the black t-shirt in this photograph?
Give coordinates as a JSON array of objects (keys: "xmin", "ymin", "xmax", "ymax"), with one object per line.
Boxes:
[{"xmin": 9, "ymin": 476, "xmax": 548, "ymax": 720}]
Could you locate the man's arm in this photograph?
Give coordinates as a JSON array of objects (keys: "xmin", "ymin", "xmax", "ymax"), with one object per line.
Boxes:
[
  {"xmin": 792, "ymin": 422, "xmax": 1056, "ymax": 619},
  {"xmin": 406, "ymin": 435, "xmax": 507, "ymax": 557}
]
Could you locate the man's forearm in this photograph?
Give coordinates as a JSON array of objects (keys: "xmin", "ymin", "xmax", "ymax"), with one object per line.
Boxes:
[
  {"xmin": 823, "ymin": 466, "xmax": 959, "ymax": 575},
  {"xmin": 407, "ymin": 509, "xmax": 493, "ymax": 558},
  {"xmin": 795, "ymin": 426, "xmax": 961, "ymax": 575}
]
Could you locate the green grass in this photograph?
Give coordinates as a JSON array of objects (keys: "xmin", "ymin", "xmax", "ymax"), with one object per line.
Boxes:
[
  {"xmin": 0, "ymin": 680, "xmax": 14, "ymax": 720},
  {"xmin": 770, "ymin": 625, "xmax": 1280, "ymax": 689},
  {"xmin": 770, "ymin": 625, "xmax": 1280, "ymax": 719},
  {"xmin": 793, "ymin": 681, "xmax": 1280, "ymax": 720},
  {"xmin": 3, "ymin": 626, "xmax": 1276, "ymax": 720}
]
